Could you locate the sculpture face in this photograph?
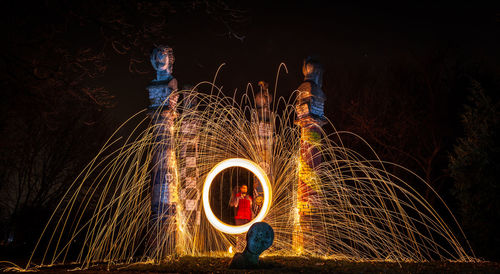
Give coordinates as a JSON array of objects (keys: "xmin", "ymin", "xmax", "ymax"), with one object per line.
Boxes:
[
  {"xmin": 255, "ymin": 81, "xmax": 271, "ymax": 107},
  {"xmin": 151, "ymin": 45, "xmax": 174, "ymax": 74},
  {"xmin": 302, "ymin": 57, "xmax": 323, "ymax": 87},
  {"xmin": 148, "ymin": 45, "xmax": 176, "ymax": 108},
  {"xmin": 246, "ymin": 222, "xmax": 274, "ymax": 255},
  {"xmin": 302, "ymin": 63, "xmax": 315, "ymax": 77}
]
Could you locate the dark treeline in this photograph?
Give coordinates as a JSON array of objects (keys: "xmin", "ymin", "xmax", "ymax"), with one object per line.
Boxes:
[
  {"xmin": 0, "ymin": 0, "xmax": 247, "ymax": 263},
  {"xmin": 323, "ymin": 52, "xmax": 500, "ymax": 260}
]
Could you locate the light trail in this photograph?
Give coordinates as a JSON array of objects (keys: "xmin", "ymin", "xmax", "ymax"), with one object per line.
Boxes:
[
  {"xmin": 23, "ymin": 80, "xmax": 475, "ymax": 270},
  {"xmin": 202, "ymin": 158, "xmax": 272, "ymax": 234}
]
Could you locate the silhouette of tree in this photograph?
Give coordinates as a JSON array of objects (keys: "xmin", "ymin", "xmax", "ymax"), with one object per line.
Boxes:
[
  {"xmin": 0, "ymin": 0, "xmax": 247, "ymax": 247},
  {"xmin": 329, "ymin": 52, "xmax": 459, "ymax": 202},
  {"xmin": 449, "ymin": 80, "xmax": 500, "ymax": 261}
]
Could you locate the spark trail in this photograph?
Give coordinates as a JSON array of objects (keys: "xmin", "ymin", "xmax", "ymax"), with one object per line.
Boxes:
[{"xmin": 24, "ymin": 77, "xmax": 473, "ymax": 270}]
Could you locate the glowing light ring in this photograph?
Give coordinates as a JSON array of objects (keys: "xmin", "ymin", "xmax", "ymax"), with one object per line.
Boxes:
[{"xmin": 202, "ymin": 158, "xmax": 272, "ymax": 234}]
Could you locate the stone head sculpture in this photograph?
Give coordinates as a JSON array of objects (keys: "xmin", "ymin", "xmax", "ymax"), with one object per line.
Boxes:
[
  {"xmin": 229, "ymin": 222, "xmax": 274, "ymax": 269},
  {"xmin": 147, "ymin": 45, "xmax": 177, "ymax": 109},
  {"xmin": 302, "ymin": 56, "xmax": 323, "ymax": 88},
  {"xmin": 151, "ymin": 45, "xmax": 175, "ymax": 81},
  {"xmin": 246, "ymin": 222, "xmax": 274, "ymax": 255},
  {"xmin": 296, "ymin": 56, "xmax": 326, "ymax": 120},
  {"xmin": 254, "ymin": 81, "xmax": 272, "ymax": 122},
  {"xmin": 255, "ymin": 81, "xmax": 271, "ymax": 107}
]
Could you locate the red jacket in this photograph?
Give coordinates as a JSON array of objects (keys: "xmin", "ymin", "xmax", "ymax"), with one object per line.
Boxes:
[{"xmin": 235, "ymin": 193, "xmax": 252, "ymax": 220}]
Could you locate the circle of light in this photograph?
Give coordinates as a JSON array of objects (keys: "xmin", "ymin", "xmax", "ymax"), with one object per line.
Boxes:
[{"xmin": 202, "ymin": 158, "xmax": 272, "ymax": 234}]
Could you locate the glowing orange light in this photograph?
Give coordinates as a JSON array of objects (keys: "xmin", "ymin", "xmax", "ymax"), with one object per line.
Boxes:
[{"xmin": 202, "ymin": 158, "xmax": 272, "ymax": 234}]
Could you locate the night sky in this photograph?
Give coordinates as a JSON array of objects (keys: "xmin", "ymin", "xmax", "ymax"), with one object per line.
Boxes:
[
  {"xmin": 105, "ymin": 2, "xmax": 500, "ymax": 124},
  {"xmin": 1, "ymin": 2, "xmax": 498, "ymax": 125}
]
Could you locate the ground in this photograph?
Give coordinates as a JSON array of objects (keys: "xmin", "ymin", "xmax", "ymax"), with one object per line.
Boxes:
[{"xmin": 11, "ymin": 256, "xmax": 499, "ymax": 273}]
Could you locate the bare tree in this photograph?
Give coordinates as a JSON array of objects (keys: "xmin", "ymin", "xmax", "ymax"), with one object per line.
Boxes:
[
  {"xmin": 329, "ymin": 51, "xmax": 459, "ymax": 202},
  {"xmin": 0, "ymin": 0, "xmax": 248, "ymax": 246}
]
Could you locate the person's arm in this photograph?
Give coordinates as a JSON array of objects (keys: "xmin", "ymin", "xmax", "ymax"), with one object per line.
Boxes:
[{"xmin": 229, "ymin": 193, "xmax": 240, "ymax": 207}]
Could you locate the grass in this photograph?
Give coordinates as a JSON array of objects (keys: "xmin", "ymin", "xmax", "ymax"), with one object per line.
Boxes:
[{"xmin": 21, "ymin": 256, "xmax": 500, "ymax": 273}]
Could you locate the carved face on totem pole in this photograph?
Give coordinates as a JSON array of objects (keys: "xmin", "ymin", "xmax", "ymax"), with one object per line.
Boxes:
[
  {"xmin": 151, "ymin": 45, "xmax": 175, "ymax": 75},
  {"xmin": 255, "ymin": 81, "xmax": 272, "ymax": 122},
  {"xmin": 147, "ymin": 45, "xmax": 177, "ymax": 109},
  {"xmin": 296, "ymin": 57, "xmax": 326, "ymax": 120},
  {"xmin": 255, "ymin": 81, "xmax": 271, "ymax": 107},
  {"xmin": 302, "ymin": 57, "xmax": 323, "ymax": 88}
]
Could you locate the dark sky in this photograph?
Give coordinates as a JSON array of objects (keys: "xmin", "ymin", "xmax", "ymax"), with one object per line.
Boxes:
[
  {"xmin": 3, "ymin": 1, "xmax": 497, "ymax": 124},
  {"xmin": 104, "ymin": 2, "xmax": 499, "ymax": 124}
]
